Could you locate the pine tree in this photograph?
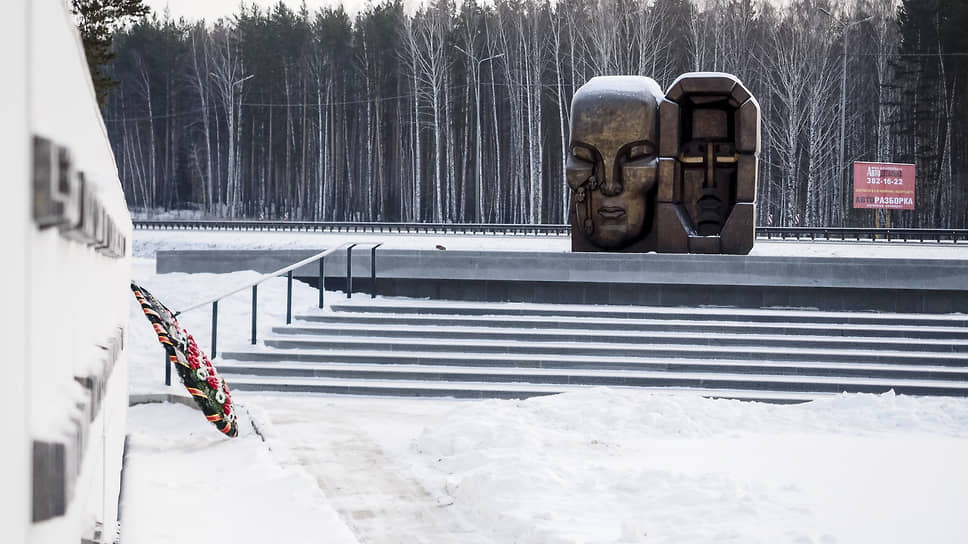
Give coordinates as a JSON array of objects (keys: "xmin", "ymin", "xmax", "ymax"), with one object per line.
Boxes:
[
  {"xmin": 71, "ymin": 0, "xmax": 150, "ymax": 107},
  {"xmin": 895, "ymin": 0, "xmax": 968, "ymax": 226}
]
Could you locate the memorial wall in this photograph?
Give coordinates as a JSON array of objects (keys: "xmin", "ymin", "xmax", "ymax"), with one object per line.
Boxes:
[{"xmin": 2, "ymin": 1, "xmax": 132, "ymax": 542}]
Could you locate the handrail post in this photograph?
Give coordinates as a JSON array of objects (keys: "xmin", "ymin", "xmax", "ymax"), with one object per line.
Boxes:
[
  {"xmin": 370, "ymin": 243, "xmax": 382, "ymax": 298},
  {"xmin": 319, "ymin": 257, "xmax": 326, "ymax": 308},
  {"xmin": 286, "ymin": 270, "xmax": 293, "ymax": 324},
  {"xmin": 346, "ymin": 244, "xmax": 357, "ymax": 298},
  {"xmin": 211, "ymin": 301, "xmax": 218, "ymax": 359},
  {"xmin": 164, "ymin": 354, "xmax": 171, "ymax": 386},
  {"xmin": 251, "ymin": 285, "xmax": 258, "ymax": 345}
]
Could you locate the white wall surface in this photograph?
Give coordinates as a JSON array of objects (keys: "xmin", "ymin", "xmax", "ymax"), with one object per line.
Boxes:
[
  {"xmin": 3, "ymin": 0, "xmax": 132, "ymax": 542},
  {"xmin": 0, "ymin": 0, "xmax": 31, "ymax": 542}
]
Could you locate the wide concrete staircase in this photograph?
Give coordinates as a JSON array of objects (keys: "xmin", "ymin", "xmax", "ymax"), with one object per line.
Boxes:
[{"xmin": 217, "ymin": 299, "xmax": 968, "ymax": 403}]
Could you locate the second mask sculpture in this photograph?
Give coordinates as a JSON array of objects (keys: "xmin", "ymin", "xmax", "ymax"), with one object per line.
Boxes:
[{"xmin": 568, "ymin": 72, "xmax": 760, "ymax": 255}]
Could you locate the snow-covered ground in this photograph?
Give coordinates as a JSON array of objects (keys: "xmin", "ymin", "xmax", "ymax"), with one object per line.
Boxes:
[
  {"xmin": 249, "ymin": 391, "xmax": 968, "ymax": 544},
  {"xmin": 132, "ymin": 228, "xmax": 570, "ymax": 257},
  {"xmin": 121, "ymin": 402, "xmax": 358, "ymax": 544},
  {"xmin": 122, "ymin": 231, "xmax": 968, "ymax": 543}
]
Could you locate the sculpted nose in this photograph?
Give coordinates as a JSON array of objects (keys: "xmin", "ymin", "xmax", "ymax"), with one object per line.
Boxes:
[
  {"xmin": 600, "ymin": 157, "xmax": 622, "ymax": 196},
  {"xmin": 703, "ymin": 142, "xmax": 715, "ymax": 189}
]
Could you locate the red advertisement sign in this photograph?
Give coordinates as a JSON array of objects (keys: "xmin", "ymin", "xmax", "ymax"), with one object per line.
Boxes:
[{"xmin": 853, "ymin": 162, "xmax": 916, "ymax": 210}]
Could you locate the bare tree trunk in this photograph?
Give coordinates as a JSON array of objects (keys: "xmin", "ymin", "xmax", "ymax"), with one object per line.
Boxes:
[
  {"xmin": 550, "ymin": 10, "xmax": 569, "ymax": 223},
  {"xmin": 210, "ymin": 29, "xmax": 245, "ymax": 217},
  {"xmin": 412, "ymin": 47, "xmax": 422, "ymax": 221},
  {"xmin": 191, "ymin": 30, "xmax": 214, "ymax": 213},
  {"xmin": 447, "ymin": 71, "xmax": 459, "ymax": 221},
  {"xmin": 137, "ymin": 63, "xmax": 157, "ymax": 209}
]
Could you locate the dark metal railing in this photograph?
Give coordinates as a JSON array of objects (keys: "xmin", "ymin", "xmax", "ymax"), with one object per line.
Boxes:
[
  {"xmin": 134, "ymin": 220, "xmax": 968, "ymax": 243},
  {"xmin": 133, "ymin": 219, "xmax": 569, "ymax": 236},
  {"xmin": 170, "ymin": 241, "xmax": 380, "ymax": 376},
  {"xmin": 755, "ymin": 227, "xmax": 968, "ymax": 243}
]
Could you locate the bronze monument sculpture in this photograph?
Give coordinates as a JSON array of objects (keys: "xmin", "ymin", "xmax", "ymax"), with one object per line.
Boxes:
[
  {"xmin": 568, "ymin": 72, "xmax": 760, "ymax": 254},
  {"xmin": 567, "ymin": 76, "xmax": 664, "ymax": 252}
]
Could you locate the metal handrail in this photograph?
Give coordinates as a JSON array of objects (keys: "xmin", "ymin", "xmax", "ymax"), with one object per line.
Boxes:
[
  {"xmin": 172, "ymin": 241, "xmax": 380, "ymax": 363},
  {"xmin": 176, "ymin": 243, "xmax": 352, "ymax": 315}
]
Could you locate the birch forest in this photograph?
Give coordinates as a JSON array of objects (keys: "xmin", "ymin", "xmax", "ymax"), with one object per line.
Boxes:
[{"xmin": 102, "ymin": 0, "xmax": 968, "ymax": 227}]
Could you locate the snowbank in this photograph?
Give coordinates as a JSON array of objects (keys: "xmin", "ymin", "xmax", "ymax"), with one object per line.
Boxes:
[
  {"xmin": 407, "ymin": 389, "xmax": 968, "ymax": 543},
  {"xmin": 124, "ymin": 230, "xmax": 968, "ymax": 543}
]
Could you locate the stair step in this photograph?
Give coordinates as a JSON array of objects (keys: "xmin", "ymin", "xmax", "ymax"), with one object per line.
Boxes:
[
  {"xmin": 293, "ymin": 313, "xmax": 968, "ymax": 340},
  {"xmin": 227, "ymin": 375, "xmax": 832, "ymax": 403},
  {"xmin": 215, "ymin": 360, "xmax": 968, "ymax": 396},
  {"xmin": 215, "ymin": 349, "xmax": 968, "ymax": 379},
  {"xmin": 271, "ymin": 324, "xmax": 968, "ymax": 353},
  {"xmin": 327, "ymin": 302, "xmax": 968, "ymax": 327},
  {"xmin": 225, "ymin": 299, "xmax": 968, "ymax": 400},
  {"xmin": 255, "ymin": 336, "xmax": 968, "ymax": 366}
]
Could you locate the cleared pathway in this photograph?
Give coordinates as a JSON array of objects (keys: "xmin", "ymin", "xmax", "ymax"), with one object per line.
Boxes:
[{"xmin": 246, "ymin": 395, "xmax": 495, "ymax": 544}]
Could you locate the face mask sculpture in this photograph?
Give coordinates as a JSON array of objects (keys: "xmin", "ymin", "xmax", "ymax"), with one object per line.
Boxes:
[
  {"xmin": 656, "ymin": 73, "xmax": 760, "ymax": 254},
  {"xmin": 567, "ymin": 76, "xmax": 663, "ymax": 252},
  {"xmin": 568, "ymin": 72, "xmax": 760, "ymax": 255}
]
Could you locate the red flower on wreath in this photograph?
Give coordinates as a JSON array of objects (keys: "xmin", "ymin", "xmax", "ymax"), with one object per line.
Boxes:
[
  {"xmin": 206, "ymin": 376, "xmax": 220, "ymax": 389},
  {"xmin": 186, "ymin": 350, "xmax": 201, "ymax": 369}
]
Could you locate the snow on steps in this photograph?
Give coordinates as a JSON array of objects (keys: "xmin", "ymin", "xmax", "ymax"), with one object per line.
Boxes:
[
  {"xmin": 218, "ymin": 300, "xmax": 968, "ymax": 402},
  {"xmin": 269, "ymin": 323, "xmax": 968, "ymax": 353},
  {"xmin": 226, "ymin": 375, "xmax": 828, "ymax": 404},
  {"xmin": 252, "ymin": 336, "xmax": 968, "ymax": 366},
  {"xmin": 216, "ymin": 350, "xmax": 968, "ymax": 380},
  {"xmin": 328, "ymin": 300, "xmax": 968, "ymax": 327},
  {"xmin": 215, "ymin": 360, "xmax": 968, "ymax": 396},
  {"xmin": 294, "ymin": 312, "xmax": 968, "ymax": 340}
]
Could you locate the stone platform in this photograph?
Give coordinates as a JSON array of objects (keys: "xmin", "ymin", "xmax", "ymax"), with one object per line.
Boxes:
[{"xmin": 156, "ymin": 246, "xmax": 968, "ymax": 313}]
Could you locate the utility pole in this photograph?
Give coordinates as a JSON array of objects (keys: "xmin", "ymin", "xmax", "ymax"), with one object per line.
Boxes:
[{"xmin": 819, "ymin": 8, "xmax": 873, "ymax": 226}]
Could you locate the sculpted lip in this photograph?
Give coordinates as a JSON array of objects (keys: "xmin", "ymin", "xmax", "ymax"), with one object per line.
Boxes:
[
  {"xmin": 598, "ymin": 207, "xmax": 626, "ymax": 219},
  {"xmin": 698, "ymin": 194, "xmax": 723, "ymax": 210}
]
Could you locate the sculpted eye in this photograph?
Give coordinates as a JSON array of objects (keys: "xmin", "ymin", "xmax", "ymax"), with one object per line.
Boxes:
[
  {"xmin": 627, "ymin": 143, "xmax": 654, "ymax": 161},
  {"xmin": 572, "ymin": 146, "xmax": 594, "ymax": 162}
]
